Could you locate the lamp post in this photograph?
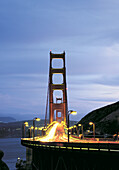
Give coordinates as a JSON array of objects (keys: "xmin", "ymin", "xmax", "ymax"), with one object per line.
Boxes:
[
  {"xmin": 78, "ymin": 124, "xmax": 83, "ymax": 139},
  {"xmin": 29, "ymin": 126, "xmax": 34, "ymax": 138},
  {"xmin": 73, "ymin": 125, "xmax": 76, "ymax": 135},
  {"xmin": 23, "ymin": 122, "xmax": 29, "ymax": 138},
  {"xmin": 89, "ymin": 122, "xmax": 95, "ymax": 139},
  {"xmin": 68, "ymin": 110, "xmax": 77, "ymax": 143},
  {"xmin": 71, "ymin": 127, "xmax": 73, "ymax": 135},
  {"xmin": 33, "ymin": 117, "xmax": 40, "ymax": 140}
]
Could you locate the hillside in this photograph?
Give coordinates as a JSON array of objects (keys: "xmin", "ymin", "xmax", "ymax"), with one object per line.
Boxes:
[
  {"xmin": 0, "ymin": 119, "xmax": 46, "ymax": 138},
  {"xmin": 0, "ymin": 119, "xmax": 76, "ymax": 138},
  {"xmin": 78, "ymin": 101, "xmax": 119, "ymax": 134},
  {"xmin": 0, "ymin": 117, "xmax": 16, "ymax": 123}
]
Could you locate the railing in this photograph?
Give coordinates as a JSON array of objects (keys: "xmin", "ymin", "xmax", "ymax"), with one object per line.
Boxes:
[{"xmin": 21, "ymin": 139, "xmax": 119, "ymax": 152}]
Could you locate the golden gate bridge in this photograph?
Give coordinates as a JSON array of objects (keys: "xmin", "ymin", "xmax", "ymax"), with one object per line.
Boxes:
[{"xmin": 21, "ymin": 51, "xmax": 119, "ymax": 170}]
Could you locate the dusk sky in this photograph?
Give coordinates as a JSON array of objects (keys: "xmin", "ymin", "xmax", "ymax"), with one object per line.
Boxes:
[{"xmin": 0, "ymin": 0, "xmax": 119, "ymax": 121}]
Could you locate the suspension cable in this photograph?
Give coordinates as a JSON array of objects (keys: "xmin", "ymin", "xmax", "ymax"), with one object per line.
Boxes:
[{"xmin": 44, "ymin": 69, "xmax": 50, "ymax": 127}]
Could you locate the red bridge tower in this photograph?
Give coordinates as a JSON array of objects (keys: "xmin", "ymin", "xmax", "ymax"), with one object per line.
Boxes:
[{"xmin": 49, "ymin": 51, "xmax": 68, "ymax": 124}]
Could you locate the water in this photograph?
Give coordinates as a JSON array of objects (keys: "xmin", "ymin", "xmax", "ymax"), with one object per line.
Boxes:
[{"xmin": 0, "ymin": 138, "xmax": 26, "ymax": 170}]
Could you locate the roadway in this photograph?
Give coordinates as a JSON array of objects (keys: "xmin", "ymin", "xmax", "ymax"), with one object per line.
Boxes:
[
  {"xmin": 24, "ymin": 121, "xmax": 119, "ymax": 144},
  {"xmin": 21, "ymin": 121, "xmax": 119, "ymax": 170}
]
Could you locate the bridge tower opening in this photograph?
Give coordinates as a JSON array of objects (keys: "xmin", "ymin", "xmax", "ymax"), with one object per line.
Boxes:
[{"xmin": 49, "ymin": 51, "xmax": 68, "ymax": 124}]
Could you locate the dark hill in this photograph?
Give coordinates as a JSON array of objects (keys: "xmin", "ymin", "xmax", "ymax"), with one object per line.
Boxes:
[
  {"xmin": 0, "ymin": 117, "xmax": 16, "ymax": 123},
  {"xmin": 78, "ymin": 101, "xmax": 119, "ymax": 134},
  {"xmin": 0, "ymin": 119, "xmax": 76, "ymax": 138}
]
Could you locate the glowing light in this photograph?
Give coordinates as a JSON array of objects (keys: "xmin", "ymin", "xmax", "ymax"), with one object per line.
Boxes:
[
  {"xmin": 24, "ymin": 122, "xmax": 28, "ymax": 125},
  {"xmin": 71, "ymin": 111, "xmax": 77, "ymax": 115},
  {"xmin": 38, "ymin": 127, "xmax": 44, "ymax": 130},
  {"xmin": 40, "ymin": 122, "xmax": 59, "ymax": 142},
  {"xmin": 89, "ymin": 122, "xmax": 93, "ymax": 125},
  {"xmin": 30, "ymin": 126, "xmax": 34, "ymax": 129},
  {"xmin": 36, "ymin": 118, "xmax": 40, "ymax": 121},
  {"xmin": 68, "ymin": 110, "xmax": 77, "ymax": 115}
]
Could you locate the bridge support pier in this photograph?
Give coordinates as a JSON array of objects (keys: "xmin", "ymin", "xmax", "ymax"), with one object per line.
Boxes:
[{"xmin": 32, "ymin": 147, "xmax": 119, "ymax": 170}]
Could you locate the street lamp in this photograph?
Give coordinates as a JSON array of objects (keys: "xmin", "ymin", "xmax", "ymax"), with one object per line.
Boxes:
[
  {"xmin": 29, "ymin": 126, "xmax": 34, "ymax": 138},
  {"xmin": 78, "ymin": 124, "xmax": 83, "ymax": 139},
  {"xmin": 23, "ymin": 122, "xmax": 29, "ymax": 138},
  {"xmin": 73, "ymin": 125, "xmax": 77, "ymax": 135},
  {"xmin": 89, "ymin": 122, "xmax": 95, "ymax": 139},
  {"xmin": 67, "ymin": 110, "xmax": 77, "ymax": 143},
  {"xmin": 33, "ymin": 117, "xmax": 40, "ymax": 140}
]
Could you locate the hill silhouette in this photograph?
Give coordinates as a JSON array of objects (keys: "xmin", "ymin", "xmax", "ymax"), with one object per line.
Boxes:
[
  {"xmin": 78, "ymin": 101, "xmax": 119, "ymax": 135},
  {"xmin": 0, "ymin": 117, "xmax": 16, "ymax": 123}
]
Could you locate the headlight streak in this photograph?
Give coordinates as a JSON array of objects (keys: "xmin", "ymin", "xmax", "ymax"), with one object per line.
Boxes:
[{"xmin": 40, "ymin": 122, "xmax": 59, "ymax": 142}]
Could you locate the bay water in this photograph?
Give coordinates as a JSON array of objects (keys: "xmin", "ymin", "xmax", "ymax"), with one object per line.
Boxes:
[{"xmin": 0, "ymin": 138, "xmax": 26, "ymax": 170}]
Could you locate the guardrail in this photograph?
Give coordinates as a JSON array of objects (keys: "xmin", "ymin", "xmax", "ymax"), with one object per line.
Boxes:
[{"xmin": 21, "ymin": 139, "xmax": 119, "ymax": 152}]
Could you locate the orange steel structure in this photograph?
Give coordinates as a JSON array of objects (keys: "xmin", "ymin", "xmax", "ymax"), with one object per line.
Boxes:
[{"xmin": 49, "ymin": 51, "xmax": 68, "ymax": 124}]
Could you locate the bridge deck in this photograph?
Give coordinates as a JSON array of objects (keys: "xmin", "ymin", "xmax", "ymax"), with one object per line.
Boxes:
[
  {"xmin": 21, "ymin": 138, "xmax": 119, "ymax": 170},
  {"xmin": 21, "ymin": 138, "xmax": 119, "ymax": 153}
]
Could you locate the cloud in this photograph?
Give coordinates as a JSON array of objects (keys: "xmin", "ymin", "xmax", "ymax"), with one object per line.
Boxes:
[
  {"xmin": 104, "ymin": 43, "xmax": 119, "ymax": 57},
  {"xmin": 0, "ymin": 74, "xmax": 48, "ymax": 120},
  {"xmin": 67, "ymin": 74, "xmax": 119, "ymax": 121},
  {"xmin": 0, "ymin": 0, "xmax": 119, "ymax": 45},
  {"xmin": 68, "ymin": 74, "xmax": 119, "ymax": 87},
  {"xmin": 0, "ymin": 0, "xmax": 119, "ymax": 121}
]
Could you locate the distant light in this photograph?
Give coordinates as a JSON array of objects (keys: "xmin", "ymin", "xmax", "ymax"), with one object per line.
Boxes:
[
  {"xmin": 30, "ymin": 126, "xmax": 34, "ymax": 129},
  {"xmin": 70, "ymin": 111, "xmax": 77, "ymax": 115},
  {"xmin": 34, "ymin": 118, "xmax": 40, "ymax": 121},
  {"xmin": 89, "ymin": 122, "xmax": 93, "ymax": 125},
  {"xmin": 36, "ymin": 118, "xmax": 40, "ymax": 121},
  {"xmin": 24, "ymin": 122, "xmax": 29, "ymax": 127},
  {"xmin": 24, "ymin": 122, "xmax": 28, "ymax": 125}
]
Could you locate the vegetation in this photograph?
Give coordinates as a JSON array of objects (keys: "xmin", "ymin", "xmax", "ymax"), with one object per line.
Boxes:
[{"xmin": 78, "ymin": 101, "xmax": 119, "ymax": 134}]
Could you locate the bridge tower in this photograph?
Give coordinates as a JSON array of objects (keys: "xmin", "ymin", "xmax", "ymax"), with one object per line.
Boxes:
[{"xmin": 49, "ymin": 51, "xmax": 68, "ymax": 124}]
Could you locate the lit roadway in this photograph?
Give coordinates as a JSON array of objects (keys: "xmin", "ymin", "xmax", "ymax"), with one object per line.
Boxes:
[
  {"xmin": 21, "ymin": 121, "xmax": 119, "ymax": 170},
  {"xmin": 23, "ymin": 121, "xmax": 119, "ymax": 144}
]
